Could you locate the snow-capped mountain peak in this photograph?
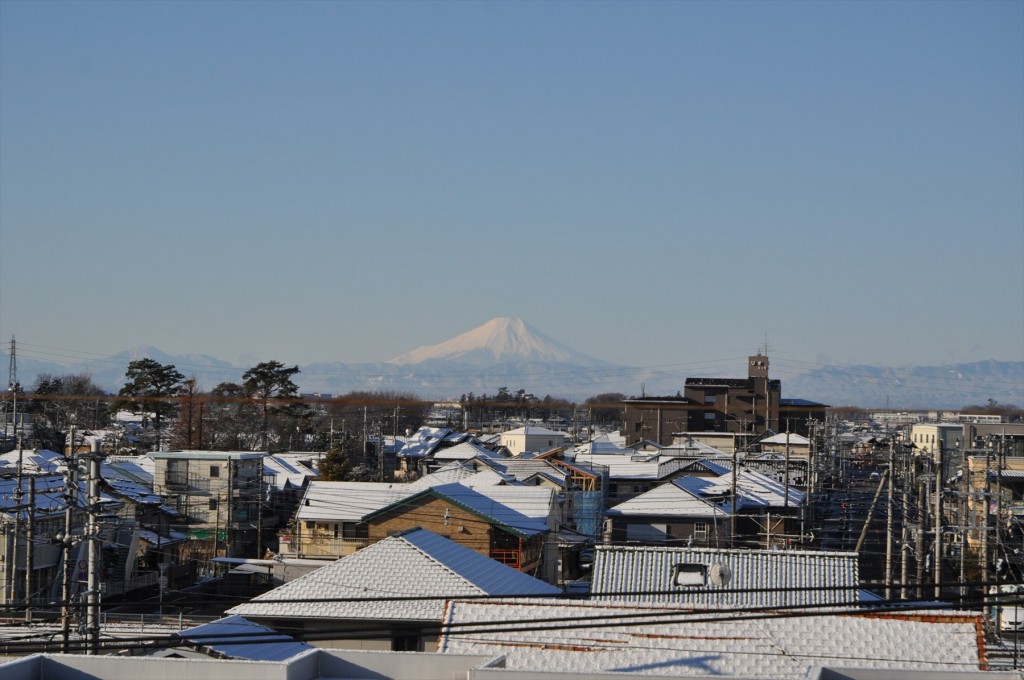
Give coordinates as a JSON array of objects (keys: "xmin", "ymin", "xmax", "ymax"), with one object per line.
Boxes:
[{"xmin": 388, "ymin": 317, "xmax": 602, "ymax": 366}]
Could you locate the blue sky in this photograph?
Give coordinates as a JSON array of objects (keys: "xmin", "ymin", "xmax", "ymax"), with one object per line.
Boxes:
[{"xmin": 1, "ymin": 0, "xmax": 1022, "ymax": 380}]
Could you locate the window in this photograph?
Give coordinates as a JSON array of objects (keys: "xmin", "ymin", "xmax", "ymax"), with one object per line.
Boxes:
[
  {"xmin": 673, "ymin": 563, "xmax": 707, "ymax": 587},
  {"xmin": 704, "ymin": 394, "xmax": 717, "ymax": 404},
  {"xmin": 208, "ymin": 499, "xmax": 218, "ymax": 511},
  {"xmin": 694, "ymin": 522, "xmax": 708, "ymax": 539},
  {"xmin": 704, "ymin": 412, "xmax": 716, "ymax": 420},
  {"xmin": 210, "ymin": 465, "xmax": 220, "ymax": 478}
]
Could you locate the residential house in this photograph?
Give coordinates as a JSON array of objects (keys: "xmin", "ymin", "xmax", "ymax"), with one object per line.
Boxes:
[
  {"xmin": 572, "ymin": 450, "xmax": 689, "ymax": 503},
  {"xmin": 229, "ymin": 527, "xmax": 560, "ymax": 651},
  {"xmin": 499, "ymin": 426, "xmax": 566, "ymax": 456},
  {"xmin": 362, "ymin": 482, "xmax": 551, "ymax": 576},
  {"xmin": 603, "ymin": 479, "xmax": 730, "ymax": 547}
]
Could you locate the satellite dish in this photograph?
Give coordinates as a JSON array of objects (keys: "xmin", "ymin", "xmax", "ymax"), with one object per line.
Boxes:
[{"xmin": 708, "ymin": 562, "xmax": 732, "ymax": 587}]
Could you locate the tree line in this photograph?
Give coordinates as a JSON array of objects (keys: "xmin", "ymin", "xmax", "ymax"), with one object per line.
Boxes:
[{"xmin": 7, "ymin": 358, "xmax": 427, "ymax": 456}]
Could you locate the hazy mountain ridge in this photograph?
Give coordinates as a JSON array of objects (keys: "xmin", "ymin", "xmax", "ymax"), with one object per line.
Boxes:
[
  {"xmin": 4, "ymin": 320, "xmax": 1021, "ymax": 408},
  {"xmin": 784, "ymin": 359, "xmax": 1023, "ymax": 409}
]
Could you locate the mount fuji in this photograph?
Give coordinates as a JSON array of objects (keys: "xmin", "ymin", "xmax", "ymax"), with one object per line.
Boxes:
[{"xmin": 388, "ymin": 317, "xmax": 607, "ymax": 367}]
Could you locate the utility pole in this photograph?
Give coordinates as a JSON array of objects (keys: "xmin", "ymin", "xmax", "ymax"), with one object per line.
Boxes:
[
  {"xmin": 731, "ymin": 446, "xmax": 738, "ymax": 549},
  {"xmin": 783, "ymin": 423, "xmax": 791, "ymax": 509},
  {"xmin": 8, "ymin": 415, "xmax": 24, "ymax": 606},
  {"xmin": 886, "ymin": 438, "xmax": 895, "ymax": 601},
  {"xmin": 257, "ymin": 456, "xmax": 264, "ymax": 558},
  {"xmin": 85, "ymin": 440, "xmax": 102, "ymax": 655},
  {"xmin": 60, "ymin": 425, "xmax": 76, "ymax": 653},
  {"xmin": 916, "ymin": 478, "xmax": 926, "ymax": 599},
  {"xmin": 935, "ymin": 451, "xmax": 944, "ymax": 599},
  {"xmin": 24, "ymin": 476, "xmax": 34, "ymax": 623}
]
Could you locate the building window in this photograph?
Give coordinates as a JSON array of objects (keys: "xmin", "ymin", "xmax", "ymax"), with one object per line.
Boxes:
[
  {"xmin": 704, "ymin": 395, "xmax": 717, "ymax": 404},
  {"xmin": 210, "ymin": 465, "xmax": 220, "ymax": 477},
  {"xmin": 208, "ymin": 499, "xmax": 218, "ymax": 511},
  {"xmin": 694, "ymin": 522, "xmax": 708, "ymax": 539},
  {"xmin": 704, "ymin": 412, "xmax": 716, "ymax": 420}
]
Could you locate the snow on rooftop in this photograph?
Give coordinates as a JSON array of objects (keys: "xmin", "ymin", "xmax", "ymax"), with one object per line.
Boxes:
[
  {"xmin": 437, "ymin": 599, "xmax": 983, "ymax": 677},
  {"xmin": 229, "ymin": 529, "xmax": 559, "ymax": 623}
]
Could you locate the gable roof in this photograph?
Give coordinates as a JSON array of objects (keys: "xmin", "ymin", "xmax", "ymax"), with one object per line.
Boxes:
[
  {"xmin": 431, "ymin": 441, "xmax": 502, "ymax": 461},
  {"xmin": 674, "ymin": 468, "xmax": 805, "ymax": 510},
  {"xmin": 362, "ymin": 483, "xmax": 550, "ymax": 538},
  {"xmin": 605, "ymin": 482, "xmax": 727, "ymax": 519},
  {"xmin": 228, "ymin": 528, "xmax": 559, "ymax": 622},
  {"xmin": 590, "ymin": 545, "xmax": 861, "ymax": 608}
]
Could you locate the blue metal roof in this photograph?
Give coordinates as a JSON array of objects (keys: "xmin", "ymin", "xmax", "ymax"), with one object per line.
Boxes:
[{"xmin": 177, "ymin": 614, "xmax": 314, "ymax": 661}]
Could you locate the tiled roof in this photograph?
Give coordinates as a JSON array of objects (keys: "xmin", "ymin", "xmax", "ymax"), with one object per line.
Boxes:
[
  {"xmin": 177, "ymin": 614, "xmax": 314, "ymax": 661},
  {"xmin": 437, "ymin": 599, "xmax": 983, "ymax": 677},
  {"xmin": 591, "ymin": 545, "xmax": 860, "ymax": 608},
  {"xmin": 229, "ymin": 529, "xmax": 559, "ymax": 622}
]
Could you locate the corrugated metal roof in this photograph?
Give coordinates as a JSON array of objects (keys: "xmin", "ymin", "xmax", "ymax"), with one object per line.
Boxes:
[{"xmin": 590, "ymin": 545, "xmax": 859, "ymax": 608}]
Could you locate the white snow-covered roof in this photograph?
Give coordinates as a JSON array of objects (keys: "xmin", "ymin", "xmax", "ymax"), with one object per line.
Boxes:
[
  {"xmin": 606, "ymin": 482, "xmax": 726, "ymax": 519},
  {"xmin": 501, "ymin": 426, "xmax": 566, "ymax": 438},
  {"xmin": 675, "ymin": 468, "xmax": 805, "ymax": 510},
  {"xmin": 431, "ymin": 441, "xmax": 499, "ymax": 461},
  {"xmin": 591, "ymin": 545, "xmax": 860, "ymax": 608},
  {"xmin": 0, "ymin": 448, "xmax": 66, "ymax": 474},
  {"xmin": 296, "ymin": 481, "xmax": 413, "ymax": 523},
  {"xmin": 263, "ymin": 454, "xmax": 318, "ymax": 491},
  {"xmin": 0, "ymin": 474, "xmax": 68, "ymax": 517},
  {"xmin": 573, "ymin": 453, "xmax": 687, "ymax": 481},
  {"xmin": 760, "ymin": 432, "xmax": 811, "ymax": 446},
  {"xmin": 437, "ymin": 599, "xmax": 983, "ymax": 677},
  {"xmin": 404, "ymin": 483, "xmax": 551, "ymax": 537},
  {"xmin": 229, "ymin": 528, "xmax": 559, "ymax": 622}
]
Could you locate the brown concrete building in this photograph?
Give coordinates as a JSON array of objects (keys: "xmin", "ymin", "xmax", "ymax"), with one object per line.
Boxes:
[{"xmin": 622, "ymin": 355, "xmax": 783, "ymax": 445}]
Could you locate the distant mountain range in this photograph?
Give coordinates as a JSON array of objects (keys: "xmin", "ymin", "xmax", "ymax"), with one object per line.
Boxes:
[{"xmin": 4, "ymin": 318, "xmax": 1021, "ymax": 409}]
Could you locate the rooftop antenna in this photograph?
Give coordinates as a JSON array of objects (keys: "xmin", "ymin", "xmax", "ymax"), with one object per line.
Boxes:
[{"xmin": 759, "ymin": 332, "xmax": 771, "ymax": 357}]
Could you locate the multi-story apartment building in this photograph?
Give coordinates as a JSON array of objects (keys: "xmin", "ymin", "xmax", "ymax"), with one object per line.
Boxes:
[
  {"xmin": 150, "ymin": 451, "xmax": 274, "ymax": 559},
  {"xmin": 622, "ymin": 355, "xmax": 784, "ymax": 446}
]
